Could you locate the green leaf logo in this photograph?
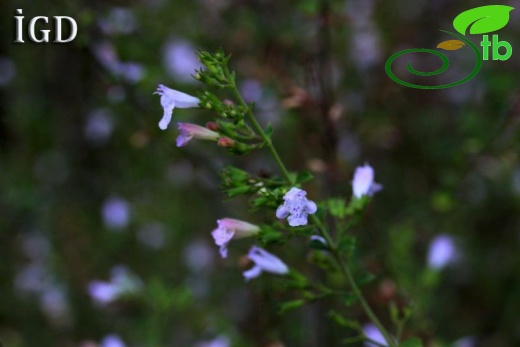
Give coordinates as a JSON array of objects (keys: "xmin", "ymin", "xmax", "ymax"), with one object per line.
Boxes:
[{"xmin": 453, "ymin": 5, "xmax": 514, "ymax": 35}]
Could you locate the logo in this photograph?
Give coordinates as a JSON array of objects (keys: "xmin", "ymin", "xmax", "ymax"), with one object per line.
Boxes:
[
  {"xmin": 14, "ymin": 9, "xmax": 78, "ymax": 43},
  {"xmin": 385, "ymin": 5, "xmax": 514, "ymax": 89}
]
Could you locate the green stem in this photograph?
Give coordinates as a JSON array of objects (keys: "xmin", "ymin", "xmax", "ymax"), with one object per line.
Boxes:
[
  {"xmin": 311, "ymin": 215, "xmax": 396, "ymax": 347},
  {"xmin": 223, "ymin": 65, "xmax": 294, "ymax": 185},
  {"xmin": 223, "ymin": 63, "xmax": 395, "ymax": 347}
]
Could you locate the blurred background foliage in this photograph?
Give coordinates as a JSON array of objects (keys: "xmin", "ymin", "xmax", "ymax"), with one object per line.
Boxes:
[{"xmin": 1, "ymin": 0, "xmax": 520, "ymax": 346}]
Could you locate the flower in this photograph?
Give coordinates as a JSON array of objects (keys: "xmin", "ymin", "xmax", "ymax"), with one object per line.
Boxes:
[
  {"xmin": 100, "ymin": 334, "xmax": 126, "ymax": 347},
  {"xmin": 243, "ymin": 246, "xmax": 289, "ymax": 281},
  {"xmin": 427, "ymin": 234, "xmax": 458, "ymax": 270},
  {"xmin": 352, "ymin": 163, "xmax": 382, "ymax": 198},
  {"xmin": 211, "ymin": 218, "xmax": 260, "ymax": 258},
  {"xmin": 176, "ymin": 122, "xmax": 219, "ymax": 147},
  {"xmin": 363, "ymin": 323, "xmax": 388, "ymax": 347},
  {"xmin": 153, "ymin": 84, "xmax": 200, "ymax": 130},
  {"xmin": 276, "ymin": 187, "xmax": 317, "ymax": 227},
  {"xmin": 88, "ymin": 266, "xmax": 143, "ymax": 305},
  {"xmin": 195, "ymin": 335, "xmax": 230, "ymax": 347},
  {"xmin": 310, "ymin": 235, "xmax": 327, "ymax": 245}
]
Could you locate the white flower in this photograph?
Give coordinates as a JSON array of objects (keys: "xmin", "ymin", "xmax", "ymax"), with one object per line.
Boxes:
[
  {"xmin": 276, "ymin": 187, "xmax": 317, "ymax": 227},
  {"xmin": 427, "ymin": 234, "xmax": 458, "ymax": 270},
  {"xmin": 176, "ymin": 122, "xmax": 219, "ymax": 147},
  {"xmin": 211, "ymin": 218, "xmax": 260, "ymax": 258},
  {"xmin": 352, "ymin": 163, "xmax": 382, "ymax": 198},
  {"xmin": 243, "ymin": 246, "xmax": 289, "ymax": 281},
  {"xmin": 153, "ymin": 84, "xmax": 200, "ymax": 130}
]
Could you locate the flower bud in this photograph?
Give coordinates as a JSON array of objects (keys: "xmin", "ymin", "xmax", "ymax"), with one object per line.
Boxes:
[
  {"xmin": 217, "ymin": 137, "xmax": 235, "ymax": 148},
  {"xmin": 206, "ymin": 122, "xmax": 219, "ymax": 131}
]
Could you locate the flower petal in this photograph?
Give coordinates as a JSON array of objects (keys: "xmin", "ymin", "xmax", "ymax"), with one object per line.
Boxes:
[
  {"xmin": 247, "ymin": 246, "xmax": 288, "ymax": 274},
  {"xmin": 276, "ymin": 205, "xmax": 289, "ymax": 219},
  {"xmin": 243, "ymin": 265, "xmax": 263, "ymax": 281}
]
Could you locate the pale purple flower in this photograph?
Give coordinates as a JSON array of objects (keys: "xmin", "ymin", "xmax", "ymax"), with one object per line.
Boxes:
[
  {"xmin": 88, "ymin": 266, "xmax": 142, "ymax": 305},
  {"xmin": 363, "ymin": 323, "xmax": 388, "ymax": 347},
  {"xmin": 211, "ymin": 218, "xmax": 260, "ymax": 258},
  {"xmin": 196, "ymin": 335, "xmax": 230, "ymax": 347},
  {"xmin": 427, "ymin": 234, "xmax": 458, "ymax": 270},
  {"xmin": 154, "ymin": 84, "xmax": 200, "ymax": 130},
  {"xmin": 102, "ymin": 197, "xmax": 131, "ymax": 230},
  {"xmin": 243, "ymin": 246, "xmax": 289, "ymax": 281},
  {"xmin": 352, "ymin": 163, "xmax": 382, "ymax": 198},
  {"xmin": 176, "ymin": 122, "xmax": 219, "ymax": 147},
  {"xmin": 453, "ymin": 336, "xmax": 476, "ymax": 347},
  {"xmin": 85, "ymin": 108, "xmax": 113, "ymax": 145},
  {"xmin": 310, "ymin": 235, "xmax": 327, "ymax": 245},
  {"xmin": 276, "ymin": 187, "xmax": 317, "ymax": 227},
  {"xmin": 100, "ymin": 334, "xmax": 126, "ymax": 347},
  {"xmin": 163, "ymin": 39, "xmax": 201, "ymax": 83}
]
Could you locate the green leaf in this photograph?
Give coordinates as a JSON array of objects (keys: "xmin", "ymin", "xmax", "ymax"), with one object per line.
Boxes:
[
  {"xmin": 337, "ymin": 236, "xmax": 356, "ymax": 259},
  {"xmin": 356, "ymin": 271, "xmax": 376, "ymax": 287},
  {"xmin": 453, "ymin": 5, "xmax": 514, "ymax": 35},
  {"xmin": 328, "ymin": 310, "xmax": 360, "ymax": 330},
  {"xmin": 296, "ymin": 171, "xmax": 314, "ymax": 184},
  {"xmin": 345, "ymin": 196, "xmax": 369, "ymax": 216},
  {"xmin": 327, "ymin": 198, "xmax": 347, "ymax": 218},
  {"xmin": 279, "ymin": 299, "xmax": 306, "ymax": 313},
  {"xmin": 400, "ymin": 337, "xmax": 423, "ymax": 347},
  {"xmin": 342, "ymin": 293, "xmax": 358, "ymax": 307},
  {"xmin": 265, "ymin": 123, "xmax": 273, "ymax": 138}
]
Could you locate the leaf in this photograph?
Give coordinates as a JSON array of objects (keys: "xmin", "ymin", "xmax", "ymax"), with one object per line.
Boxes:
[
  {"xmin": 337, "ymin": 236, "xmax": 356, "ymax": 259},
  {"xmin": 436, "ymin": 39, "xmax": 465, "ymax": 51},
  {"xmin": 400, "ymin": 337, "xmax": 423, "ymax": 347},
  {"xmin": 328, "ymin": 310, "xmax": 360, "ymax": 330},
  {"xmin": 342, "ymin": 293, "xmax": 358, "ymax": 307},
  {"xmin": 279, "ymin": 299, "xmax": 306, "ymax": 313},
  {"xmin": 265, "ymin": 123, "xmax": 273, "ymax": 138},
  {"xmin": 453, "ymin": 5, "xmax": 514, "ymax": 35},
  {"xmin": 355, "ymin": 271, "xmax": 376, "ymax": 287},
  {"xmin": 296, "ymin": 171, "xmax": 314, "ymax": 184},
  {"xmin": 327, "ymin": 198, "xmax": 347, "ymax": 218}
]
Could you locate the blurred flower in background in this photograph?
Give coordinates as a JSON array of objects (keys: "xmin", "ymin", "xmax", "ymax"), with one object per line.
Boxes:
[
  {"xmin": 163, "ymin": 39, "xmax": 202, "ymax": 83},
  {"xmin": 427, "ymin": 234, "xmax": 459, "ymax": 270},
  {"xmin": 102, "ymin": 197, "xmax": 131, "ymax": 231},
  {"xmin": 88, "ymin": 266, "xmax": 143, "ymax": 306}
]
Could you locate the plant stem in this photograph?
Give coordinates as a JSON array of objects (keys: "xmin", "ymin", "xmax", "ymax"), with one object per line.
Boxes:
[
  {"xmin": 223, "ymin": 65, "xmax": 294, "ymax": 185},
  {"xmin": 311, "ymin": 215, "xmax": 396, "ymax": 347},
  {"xmin": 224, "ymin": 63, "xmax": 396, "ymax": 346}
]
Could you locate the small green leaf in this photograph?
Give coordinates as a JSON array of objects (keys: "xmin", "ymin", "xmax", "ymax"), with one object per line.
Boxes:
[
  {"xmin": 328, "ymin": 310, "xmax": 360, "ymax": 330},
  {"xmin": 327, "ymin": 198, "xmax": 347, "ymax": 218},
  {"xmin": 453, "ymin": 5, "xmax": 514, "ymax": 35},
  {"xmin": 337, "ymin": 236, "xmax": 356, "ymax": 258},
  {"xmin": 356, "ymin": 271, "xmax": 376, "ymax": 287},
  {"xmin": 342, "ymin": 293, "xmax": 358, "ymax": 307},
  {"xmin": 279, "ymin": 299, "xmax": 306, "ymax": 313},
  {"xmin": 400, "ymin": 337, "xmax": 423, "ymax": 347},
  {"xmin": 296, "ymin": 171, "xmax": 314, "ymax": 184},
  {"xmin": 265, "ymin": 123, "xmax": 273, "ymax": 137}
]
